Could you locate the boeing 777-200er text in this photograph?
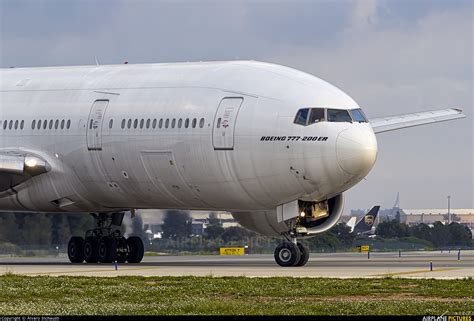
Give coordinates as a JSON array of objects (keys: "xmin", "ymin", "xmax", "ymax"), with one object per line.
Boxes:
[{"xmin": 0, "ymin": 61, "xmax": 466, "ymax": 266}]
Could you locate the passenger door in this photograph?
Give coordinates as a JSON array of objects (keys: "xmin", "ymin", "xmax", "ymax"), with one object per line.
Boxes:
[
  {"xmin": 86, "ymin": 100, "xmax": 109, "ymax": 150},
  {"xmin": 212, "ymin": 97, "xmax": 243, "ymax": 150}
]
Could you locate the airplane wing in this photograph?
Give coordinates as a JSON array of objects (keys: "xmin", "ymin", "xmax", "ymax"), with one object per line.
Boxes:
[
  {"xmin": 370, "ymin": 108, "xmax": 466, "ymax": 134},
  {"xmin": 0, "ymin": 151, "xmax": 50, "ymax": 195}
]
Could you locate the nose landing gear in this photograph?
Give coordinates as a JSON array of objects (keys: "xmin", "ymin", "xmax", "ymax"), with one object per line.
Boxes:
[
  {"xmin": 274, "ymin": 235, "xmax": 310, "ymax": 267},
  {"xmin": 67, "ymin": 212, "xmax": 144, "ymax": 264}
]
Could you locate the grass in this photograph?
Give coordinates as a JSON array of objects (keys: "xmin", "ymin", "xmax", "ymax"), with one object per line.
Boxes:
[{"xmin": 0, "ymin": 274, "xmax": 473, "ymax": 315}]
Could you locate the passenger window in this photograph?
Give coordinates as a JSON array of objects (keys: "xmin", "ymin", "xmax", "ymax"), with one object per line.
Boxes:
[
  {"xmin": 61, "ymin": 119, "xmax": 65, "ymax": 129},
  {"xmin": 165, "ymin": 119, "xmax": 169, "ymax": 128},
  {"xmin": 140, "ymin": 119, "xmax": 144, "ymax": 129},
  {"xmin": 192, "ymin": 118, "xmax": 197, "ymax": 128},
  {"xmin": 31, "ymin": 120, "xmax": 36, "ymax": 129},
  {"xmin": 178, "ymin": 118, "xmax": 182, "ymax": 128},
  {"xmin": 121, "ymin": 119, "xmax": 126, "ymax": 129},
  {"xmin": 152, "ymin": 119, "xmax": 157, "ymax": 129},
  {"xmin": 349, "ymin": 108, "xmax": 367, "ymax": 123},
  {"xmin": 66, "ymin": 119, "xmax": 71, "ymax": 129},
  {"xmin": 37, "ymin": 120, "xmax": 42, "ymax": 130},
  {"xmin": 55, "ymin": 119, "xmax": 59, "ymax": 129},
  {"xmin": 127, "ymin": 119, "xmax": 132, "ymax": 129},
  {"xmin": 14, "ymin": 120, "xmax": 18, "ymax": 130},
  {"xmin": 159, "ymin": 119, "xmax": 163, "ymax": 128},
  {"xmin": 327, "ymin": 109, "xmax": 353, "ymax": 123},
  {"xmin": 146, "ymin": 119, "xmax": 150, "ymax": 129},
  {"xmin": 294, "ymin": 108, "xmax": 309, "ymax": 126},
  {"xmin": 216, "ymin": 118, "xmax": 221, "ymax": 128},
  {"xmin": 20, "ymin": 120, "xmax": 24, "ymax": 130},
  {"xmin": 3, "ymin": 121, "xmax": 7, "ymax": 130},
  {"xmin": 134, "ymin": 119, "xmax": 138, "ymax": 129},
  {"xmin": 43, "ymin": 120, "xmax": 47, "ymax": 130},
  {"xmin": 199, "ymin": 118, "xmax": 205, "ymax": 128},
  {"xmin": 309, "ymin": 108, "xmax": 325, "ymax": 124},
  {"xmin": 171, "ymin": 119, "xmax": 176, "ymax": 128},
  {"xmin": 109, "ymin": 119, "xmax": 114, "ymax": 129},
  {"xmin": 49, "ymin": 120, "xmax": 53, "ymax": 129},
  {"xmin": 185, "ymin": 118, "xmax": 189, "ymax": 128},
  {"xmin": 9, "ymin": 120, "xmax": 13, "ymax": 130}
]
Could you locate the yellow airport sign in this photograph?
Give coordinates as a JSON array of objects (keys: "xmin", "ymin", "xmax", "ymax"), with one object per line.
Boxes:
[
  {"xmin": 220, "ymin": 247, "xmax": 245, "ymax": 256},
  {"xmin": 358, "ymin": 245, "xmax": 370, "ymax": 252}
]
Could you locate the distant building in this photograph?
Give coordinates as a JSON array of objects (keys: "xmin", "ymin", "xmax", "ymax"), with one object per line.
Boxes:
[
  {"xmin": 403, "ymin": 209, "xmax": 474, "ymax": 228},
  {"xmin": 137, "ymin": 210, "xmax": 238, "ymax": 238},
  {"xmin": 144, "ymin": 224, "xmax": 163, "ymax": 240},
  {"xmin": 190, "ymin": 211, "xmax": 239, "ymax": 229}
]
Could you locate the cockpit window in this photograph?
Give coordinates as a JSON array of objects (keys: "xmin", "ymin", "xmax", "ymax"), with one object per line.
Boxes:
[
  {"xmin": 327, "ymin": 109, "xmax": 353, "ymax": 122},
  {"xmin": 309, "ymin": 108, "xmax": 325, "ymax": 124},
  {"xmin": 294, "ymin": 108, "xmax": 310, "ymax": 126},
  {"xmin": 349, "ymin": 108, "xmax": 368, "ymax": 123}
]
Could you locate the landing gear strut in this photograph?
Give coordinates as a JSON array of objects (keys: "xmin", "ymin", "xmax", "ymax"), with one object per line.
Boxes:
[
  {"xmin": 67, "ymin": 212, "xmax": 144, "ymax": 264},
  {"xmin": 274, "ymin": 235, "xmax": 310, "ymax": 267}
]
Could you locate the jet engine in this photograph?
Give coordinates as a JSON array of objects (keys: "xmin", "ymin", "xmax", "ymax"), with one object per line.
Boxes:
[{"xmin": 232, "ymin": 193, "xmax": 344, "ymax": 237}]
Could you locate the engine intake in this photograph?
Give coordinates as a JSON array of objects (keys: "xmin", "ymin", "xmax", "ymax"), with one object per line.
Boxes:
[{"xmin": 232, "ymin": 193, "xmax": 344, "ymax": 237}]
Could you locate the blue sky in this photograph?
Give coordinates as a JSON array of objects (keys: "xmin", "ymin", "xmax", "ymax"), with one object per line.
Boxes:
[{"xmin": 1, "ymin": 0, "xmax": 472, "ymax": 211}]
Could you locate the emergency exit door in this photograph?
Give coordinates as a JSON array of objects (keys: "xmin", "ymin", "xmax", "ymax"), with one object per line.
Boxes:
[
  {"xmin": 86, "ymin": 100, "xmax": 109, "ymax": 150},
  {"xmin": 212, "ymin": 98, "xmax": 243, "ymax": 150}
]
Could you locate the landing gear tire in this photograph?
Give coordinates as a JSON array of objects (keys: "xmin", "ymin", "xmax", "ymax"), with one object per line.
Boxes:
[
  {"xmin": 67, "ymin": 212, "xmax": 144, "ymax": 264},
  {"xmin": 126, "ymin": 236, "xmax": 144, "ymax": 263},
  {"xmin": 68, "ymin": 237, "xmax": 85, "ymax": 263},
  {"xmin": 274, "ymin": 242, "xmax": 301, "ymax": 267},
  {"xmin": 295, "ymin": 242, "xmax": 310, "ymax": 267},
  {"xmin": 84, "ymin": 237, "xmax": 99, "ymax": 263},
  {"xmin": 98, "ymin": 236, "xmax": 118, "ymax": 263},
  {"xmin": 116, "ymin": 237, "xmax": 128, "ymax": 263}
]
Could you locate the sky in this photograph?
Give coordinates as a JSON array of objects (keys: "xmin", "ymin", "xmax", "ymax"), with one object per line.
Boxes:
[{"xmin": 0, "ymin": 0, "xmax": 472, "ymax": 212}]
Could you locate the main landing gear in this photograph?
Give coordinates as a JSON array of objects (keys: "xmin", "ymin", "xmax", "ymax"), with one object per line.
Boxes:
[
  {"xmin": 67, "ymin": 212, "xmax": 144, "ymax": 264},
  {"xmin": 274, "ymin": 237, "xmax": 310, "ymax": 267}
]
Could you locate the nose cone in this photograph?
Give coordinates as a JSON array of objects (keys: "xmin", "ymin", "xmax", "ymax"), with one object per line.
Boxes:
[{"xmin": 336, "ymin": 126, "xmax": 377, "ymax": 176}]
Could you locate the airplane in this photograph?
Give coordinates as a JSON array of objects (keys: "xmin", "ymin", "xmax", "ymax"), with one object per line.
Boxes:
[
  {"xmin": 346, "ymin": 206, "xmax": 380, "ymax": 235},
  {"xmin": 0, "ymin": 61, "xmax": 466, "ymax": 266}
]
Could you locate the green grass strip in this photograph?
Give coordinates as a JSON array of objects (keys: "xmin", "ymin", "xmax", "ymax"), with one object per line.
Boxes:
[{"xmin": 0, "ymin": 275, "xmax": 472, "ymax": 315}]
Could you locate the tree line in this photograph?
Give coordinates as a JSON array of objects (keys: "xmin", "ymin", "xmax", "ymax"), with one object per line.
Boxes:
[
  {"xmin": 0, "ymin": 211, "xmax": 472, "ymax": 253},
  {"xmin": 375, "ymin": 219, "xmax": 472, "ymax": 247},
  {"xmin": 0, "ymin": 212, "xmax": 94, "ymax": 246}
]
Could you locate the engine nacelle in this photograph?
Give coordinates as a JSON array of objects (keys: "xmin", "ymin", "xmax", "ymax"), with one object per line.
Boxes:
[{"xmin": 232, "ymin": 194, "xmax": 344, "ymax": 237}]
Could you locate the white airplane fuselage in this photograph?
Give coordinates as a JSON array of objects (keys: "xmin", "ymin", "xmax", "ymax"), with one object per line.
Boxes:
[
  {"xmin": 1, "ymin": 61, "xmax": 379, "ymax": 236},
  {"xmin": 0, "ymin": 61, "xmax": 377, "ymax": 213}
]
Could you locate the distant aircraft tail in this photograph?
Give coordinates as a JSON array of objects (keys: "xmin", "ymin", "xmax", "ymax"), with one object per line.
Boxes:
[{"xmin": 353, "ymin": 206, "xmax": 380, "ymax": 234}]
